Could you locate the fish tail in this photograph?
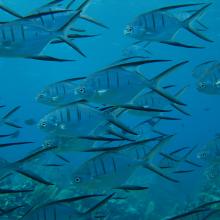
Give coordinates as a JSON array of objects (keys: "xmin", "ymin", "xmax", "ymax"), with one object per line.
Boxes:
[
  {"xmin": 0, "ymin": 3, "xmax": 23, "ymax": 18},
  {"xmin": 171, "ymin": 85, "xmax": 191, "ymax": 116},
  {"xmin": 56, "ymin": 10, "xmax": 86, "ymax": 57},
  {"xmin": 66, "ymin": 0, "xmax": 77, "ymax": 9},
  {"xmin": 142, "ymin": 135, "xmax": 174, "ymax": 161},
  {"xmin": 143, "ymin": 61, "xmax": 188, "ymax": 106},
  {"xmin": 2, "ymin": 106, "xmax": 22, "ymax": 128},
  {"xmin": 107, "ymin": 117, "xmax": 138, "ymax": 136},
  {"xmin": 182, "ymin": 3, "xmax": 213, "ymax": 42},
  {"xmin": 141, "ymin": 136, "xmax": 179, "ymax": 183},
  {"xmin": 143, "ymin": 163, "xmax": 179, "ymax": 183},
  {"xmin": 151, "ymin": 61, "xmax": 189, "ymax": 86}
]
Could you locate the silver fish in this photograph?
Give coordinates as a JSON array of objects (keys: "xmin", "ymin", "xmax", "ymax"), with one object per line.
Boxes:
[
  {"xmin": 71, "ymin": 136, "xmax": 178, "ymax": 191},
  {"xmin": 38, "ymin": 102, "xmax": 138, "ymax": 138},
  {"xmin": 0, "ymin": 10, "xmax": 85, "ymax": 59},
  {"xmin": 61, "ymin": 58, "xmax": 187, "ymax": 106},
  {"xmin": 124, "ymin": 3, "xmax": 212, "ymax": 48}
]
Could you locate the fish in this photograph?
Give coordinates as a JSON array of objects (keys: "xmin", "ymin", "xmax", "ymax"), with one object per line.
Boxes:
[
  {"xmin": 204, "ymin": 164, "xmax": 220, "ymax": 181},
  {"xmin": 124, "ymin": 3, "xmax": 212, "ymax": 48},
  {"xmin": 0, "ymin": 145, "xmax": 57, "ymax": 185},
  {"xmin": 193, "ymin": 61, "xmax": 220, "ymax": 95},
  {"xmin": 71, "ymin": 136, "xmax": 178, "ymax": 192},
  {"xmin": 38, "ymin": 102, "xmax": 143, "ymax": 138},
  {"xmin": 52, "ymin": 57, "xmax": 186, "ymax": 107},
  {"xmin": 197, "ymin": 135, "xmax": 220, "ymax": 164},
  {"xmin": 0, "ymin": 10, "xmax": 86, "ymax": 60}
]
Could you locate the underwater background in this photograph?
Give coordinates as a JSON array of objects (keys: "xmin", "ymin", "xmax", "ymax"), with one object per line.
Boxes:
[{"xmin": 0, "ymin": 0, "xmax": 220, "ymax": 219}]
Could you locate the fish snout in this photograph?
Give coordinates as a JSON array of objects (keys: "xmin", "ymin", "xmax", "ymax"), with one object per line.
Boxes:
[
  {"xmin": 36, "ymin": 93, "xmax": 46, "ymax": 102},
  {"xmin": 124, "ymin": 25, "xmax": 133, "ymax": 35}
]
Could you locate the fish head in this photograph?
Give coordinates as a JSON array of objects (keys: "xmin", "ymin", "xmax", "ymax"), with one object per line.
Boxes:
[
  {"xmin": 36, "ymin": 83, "xmax": 67, "ymax": 106},
  {"xmin": 197, "ymin": 149, "xmax": 210, "ymax": 161},
  {"xmin": 38, "ymin": 113, "xmax": 58, "ymax": 133},
  {"xmin": 205, "ymin": 165, "xmax": 220, "ymax": 180},
  {"xmin": 36, "ymin": 86, "xmax": 56, "ymax": 106},
  {"xmin": 197, "ymin": 80, "xmax": 216, "ymax": 94},
  {"xmin": 124, "ymin": 24, "xmax": 146, "ymax": 39}
]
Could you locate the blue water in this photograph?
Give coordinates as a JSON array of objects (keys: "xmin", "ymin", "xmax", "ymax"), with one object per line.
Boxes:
[{"xmin": 0, "ymin": 0, "xmax": 220, "ymax": 219}]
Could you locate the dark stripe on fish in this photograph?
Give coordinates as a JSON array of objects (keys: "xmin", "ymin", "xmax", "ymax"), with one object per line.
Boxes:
[
  {"xmin": 116, "ymin": 72, "xmax": 120, "ymax": 88},
  {"xmin": 10, "ymin": 26, "xmax": 15, "ymax": 42},
  {"xmin": 21, "ymin": 25, "xmax": 25, "ymax": 40},
  {"xmin": 39, "ymin": 15, "xmax": 45, "ymax": 26},
  {"xmin": 66, "ymin": 108, "xmax": 71, "ymax": 122},
  {"xmin": 111, "ymin": 156, "xmax": 117, "ymax": 173},
  {"xmin": 100, "ymin": 158, "xmax": 106, "ymax": 175},
  {"xmin": 1, "ymin": 28, "xmax": 6, "ymax": 41}
]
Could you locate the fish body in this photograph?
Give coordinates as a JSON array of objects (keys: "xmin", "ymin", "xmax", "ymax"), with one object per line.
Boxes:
[
  {"xmin": 26, "ymin": 9, "xmax": 78, "ymax": 31},
  {"xmin": 36, "ymin": 59, "xmax": 186, "ymax": 107},
  {"xmin": 38, "ymin": 103, "xmax": 107, "ymax": 138},
  {"xmin": 79, "ymin": 67, "xmax": 147, "ymax": 104},
  {"xmin": 72, "ymin": 136, "xmax": 175, "ymax": 190},
  {"xmin": 124, "ymin": 4, "xmax": 212, "ymax": 46},
  {"xmin": 72, "ymin": 152, "xmax": 140, "ymax": 190},
  {"xmin": 0, "ymin": 20, "xmax": 56, "ymax": 57},
  {"xmin": 0, "ymin": 10, "xmax": 83, "ymax": 58},
  {"xmin": 124, "ymin": 11, "xmax": 182, "ymax": 42}
]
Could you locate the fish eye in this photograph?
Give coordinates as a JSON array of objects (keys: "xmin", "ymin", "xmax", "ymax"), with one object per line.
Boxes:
[
  {"xmin": 40, "ymin": 121, "xmax": 47, "ymax": 128},
  {"xmin": 201, "ymin": 152, "xmax": 207, "ymax": 158},
  {"xmin": 126, "ymin": 26, "xmax": 133, "ymax": 32},
  {"xmin": 74, "ymin": 176, "xmax": 81, "ymax": 183},
  {"xmin": 78, "ymin": 87, "xmax": 86, "ymax": 94},
  {"xmin": 46, "ymin": 142, "xmax": 51, "ymax": 147}
]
